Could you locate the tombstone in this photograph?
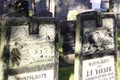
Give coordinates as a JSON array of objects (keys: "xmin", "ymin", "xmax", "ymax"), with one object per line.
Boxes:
[
  {"xmin": 1, "ymin": 17, "xmax": 58, "ymax": 80},
  {"xmin": 35, "ymin": 0, "xmax": 50, "ymax": 16},
  {"xmin": 74, "ymin": 11, "xmax": 117, "ymax": 80},
  {"xmin": 60, "ymin": 21, "xmax": 76, "ymax": 55},
  {"xmin": 55, "ymin": 0, "xmax": 92, "ymax": 21},
  {"xmin": 55, "ymin": 0, "xmax": 68, "ymax": 21}
]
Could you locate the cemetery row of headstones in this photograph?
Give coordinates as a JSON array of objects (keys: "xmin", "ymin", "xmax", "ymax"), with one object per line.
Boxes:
[
  {"xmin": 60, "ymin": 11, "xmax": 118, "ymax": 80},
  {"xmin": 0, "ymin": 0, "xmax": 92, "ymax": 20},
  {"xmin": 0, "ymin": 11, "xmax": 118, "ymax": 80}
]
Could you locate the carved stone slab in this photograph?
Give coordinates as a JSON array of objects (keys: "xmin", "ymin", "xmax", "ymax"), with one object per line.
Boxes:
[
  {"xmin": 76, "ymin": 11, "xmax": 117, "ymax": 80},
  {"xmin": 9, "ymin": 69, "xmax": 54, "ymax": 80},
  {"xmin": 79, "ymin": 11, "xmax": 116, "ymax": 55},
  {"xmin": 82, "ymin": 56, "xmax": 116, "ymax": 80},
  {"xmin": 2, "ymin": 18, "xmax": 58, "ymax": 80},
  {"xmin": 82, "ymin": 19, "xmax": 114, "ymax": 55},
  {"xmin": 60, "ymin": 21, "xmax": 76, "ymax": 54}
]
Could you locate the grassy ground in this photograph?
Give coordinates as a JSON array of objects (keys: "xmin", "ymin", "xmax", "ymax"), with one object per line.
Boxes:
[
  {"xmin": 59, "ymin": 66, "xmax": 74, "ymax": 80},
  {"xmin": 117, "ymin": 29, "xmax": 120, "ymax": 45},
  {"xmin": 59, "ymin": 35, "xmax": 74, "ymax": 80}
]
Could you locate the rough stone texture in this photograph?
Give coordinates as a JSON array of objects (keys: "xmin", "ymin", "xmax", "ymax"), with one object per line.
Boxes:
[
  {"xmin": 60, "ymin": 21, "xmax": 76, "ymax": 55},
  {"xmin": 76, "ymin": 11, "xmax": 117, "ymax": 80},
  {"xmin": 1, "ymin": 17, "xmax": 58, "ymax": 80},
  {"xmin": 35, "ymin": 0, "xmax": 49, "ymax": 15},
  {"xmin": 82, "ymin": 19, "xmax": 114, "ymax": 55},
  {"xmin": 79, "ymin": 11, "xmax": 116, "ymax": 56}
]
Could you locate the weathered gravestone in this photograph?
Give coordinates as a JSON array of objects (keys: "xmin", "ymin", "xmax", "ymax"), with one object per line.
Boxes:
[
  {"xmin": 1, "ymin": 17, "xmax": 58, "ymax": 80},
  {"xmin": 35, "ymin": 0, "xmax": 50, "ymax": 16},
  {"xmin": 55, "ymin": 0, "xmax": 68, "ymax": 21},
  {"xmin": 60, "ymin": 21, "xmax": 76, "ymax": 64},
  {"xmin": 74, "ymin": 11, "xmax": 117, "ymax": 80},
  {"xmin": 60, "ymin": 21, "xmax": 76, "ymax": 55}
]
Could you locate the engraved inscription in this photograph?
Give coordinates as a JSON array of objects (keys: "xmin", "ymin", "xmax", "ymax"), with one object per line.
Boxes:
[{"xmin": 82, "ymin": 56, "xmax": 116, "ymax": 80}]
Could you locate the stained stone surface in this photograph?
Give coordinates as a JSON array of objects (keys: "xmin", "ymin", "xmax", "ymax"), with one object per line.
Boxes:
[
  {"xmin": 35, "ymin": 0, "xmax": 49, "ymax": 15},
  {"xmin": 60, "ymin": 21, "xmax": 76, "ymax": 55},
  {"xmin": 82, "ymin": 19, "xmax": 114, "ymax": 55},
  {"xmin": 79, "ymin": 12, "xmax": 116, "ymax": 55},
  {"xmin": 2, "ymin": 18, "xmax": 58, "ymax": 80},
  {"xmin": 76, "ymin": 11, "xmax": 117, "ymax": 80},
  {"xmin": 82, "ymin": 56, "xmax": 116, "ymax": 80}
]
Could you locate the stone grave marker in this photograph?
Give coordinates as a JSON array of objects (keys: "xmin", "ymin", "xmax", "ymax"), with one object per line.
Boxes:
[
  {"xmin": 60, "ymin": 21, "xmax": 76, "ymax": 55},
  {"xmin": 74, "ymin": 11, "xmax": 117, "ymax": 80},
  {"xmin": 35, "ymin": 0, "xmax": 49, "ymax": 15},
  {"xmin": 1, "ymin": 17, "xmax": 58, "ymax": 80}
]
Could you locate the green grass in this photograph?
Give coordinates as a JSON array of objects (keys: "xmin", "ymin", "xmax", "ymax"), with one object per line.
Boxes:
[
  {"xmin": 117, "ymin": 29, "xmax": 120, "ymax": 80},
  {"xmin": 59, "ymin": 66, "xmax": 74, "ymax": 80},
  {"xmin": 58, "ymin": 35, "xmax": 63, "ymax": 57},
  {"xmin": 117, "ymin": 29, "xmax": 120, "ymax": 45}
]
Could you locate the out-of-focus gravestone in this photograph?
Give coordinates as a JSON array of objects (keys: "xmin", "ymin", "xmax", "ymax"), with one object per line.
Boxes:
[
  {"xmin": 55, "ymin": 0, "xmax": 68, "ymax": 21},
  {"xmin": 1, "ymin": 17, "xmax": 58, "ymax": 80},
  {"xmin": 35, "ymin": 0, "xmax": 49, "ymax": 16},
  {"xmin": 60, "ymin": 21, "xmax": 76, "ymax": 64},
  {"xmin": 60, "ymin": 21, "xmax": 76, "ymax": 54},
  {"xmin": 74, "ymin": 11, "xmax": 117, "ymax": 80}
]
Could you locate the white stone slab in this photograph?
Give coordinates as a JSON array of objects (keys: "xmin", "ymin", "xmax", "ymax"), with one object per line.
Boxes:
[
  {"xmin": 9, "ymin": 42, "xmax": 55, "ymax": 67},
  {"xmin": 9, "ymin": 24, "xmax": 56, "ymax": 68},
  {"xmin": 8, "ymin": 69, "xmax": 54, "ymax": 80},
  {"xmin": 3, "ymin": 18, "xmax": 58, "ymax": 80},
  {"xmin": 82, "ymin": 56, "xmax": 116, "ymax": 80},
  {"xmin": 10, "ymin": 24, "xmax": 55, "ymax": 42}
]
